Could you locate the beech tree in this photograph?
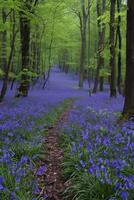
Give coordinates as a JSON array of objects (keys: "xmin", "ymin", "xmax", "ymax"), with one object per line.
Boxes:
[
  {"xmin": 78, "ymin": 0, "xmax": 90, "ymax": 88},
  {"xmin": 0, "ymin": 9, "xmax": 17, "ymax": 101},
  {"xmin": 117, "ymin": 0, "xmax": 122, "ymax": 94},
  {"xmin": 123, "ymin": 0, "xmax": 134, "ymax": 117},
  {"xmin": 93, "ymin": 0, "xmax": 105, "ymax": 93},
  {"xmin": 18, "ymin": 0, "xmax": 39, "ymax": 96},
  {"xmin": 109, "ymin": 0, "xmax": 116, "ymax": 97}
]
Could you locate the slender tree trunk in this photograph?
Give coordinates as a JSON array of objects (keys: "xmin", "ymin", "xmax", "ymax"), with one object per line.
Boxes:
[
  {"xmin": 18, "ymin": 3, "xmax": 31, "ymax": 97},
  {"xmin": 79, "ymin": 20, "xmax": 87, "ymax": 88},
  {"xmin": 99, "ymin": 76, "xmax": 104, "ymax": 91},
  {"xmin": 31, "ymin": 31, "xmax": 36, "ymax": 70},
  {"xmin": 42, "ymin": 4, "xmax": 58, "ymax": 89},
  {"xmin": 93, "ymin": 1, "xmax": 101, "ymax": 93},
  {"xmin": 110, "ymin": 0, "xmax": 116, "ymax": 97},
  {"xmin": 123, "ymin": 0, "xmax": 134, "ymax": 117},
  {"xmin": 0, "ymin": 10, "xmax": 17, "ymax": 102},
  {"xmin": 117, "ymin": 0, "xmax": 122, "ymax": 94},
  {"xmin": 87, "ymin": 0, "xmax": 91, "ymax": 90},
  {"xmin": 79, "ymin": 0, "xmax": 89, "ymax": 88},
  {"xmin": 20, "ymin": 13, "xmax": 30, "ymax": 70},
  {"xmin": 87, "ymin": 1, "xmax": 90, "ymax": 66},
  {"xmin": 99, "ymin": 0, "xmax": 106, "ymax": 92},
  {"xmin": 0, "ymin": 9, "xmax": 7, "ymax": 102},
  {"xmin": 93, "ymin": 0, "xmax": 105, "ymax": 93}
]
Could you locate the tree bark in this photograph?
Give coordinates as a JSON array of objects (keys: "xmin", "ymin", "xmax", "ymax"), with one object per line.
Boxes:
[
  {"xmin": 78, "ymin": 0, "xmax": 89, "ymax": 88},
  {"xmin": 123, "ymin": 0, "xmax": 134, "ymax": 117},
  {"xmin": 87, "ymin": 0, "xmax": 91, "ymax": 66},
  {"xmin": 0, "ymin": 9, "xmax": 7, "ymax": 102},
  {"xmin": 117, "ymin": 0, "xmax": 122, "ymax": 94},
  {"xmin": 109, "ymin": 0, "xmax": 116, "ymax": 97},
  {"xmin": 100, "ymin": 76, "xmax": 104, "ymax": 91},
  {"xmin": 79, "ymin": 31, "xmax": 86, "ymax": 88},
  {"xmin": 18, "ymin": 2, "xmax": 31, "ymax": 97},
  {"xmin": 93, "ymin": 0, "xmax": 105, "ymax": 93},
  {"xmin": 0, "ymin": 10, "xmax": 17, "ymax": 102},
  {"xmin": 20, "ymin": 13, "xmax": 30, "ymax": 70}
]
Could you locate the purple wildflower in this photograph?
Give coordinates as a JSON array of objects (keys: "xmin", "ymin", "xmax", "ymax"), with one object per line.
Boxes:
[{"xmin": 36, "ymin": 165, "xmax": 47, "ymax": 176}]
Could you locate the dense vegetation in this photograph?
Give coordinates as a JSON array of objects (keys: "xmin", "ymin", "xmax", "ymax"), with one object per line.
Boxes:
[{"xmin": 0, "ymin": 0, "xmax": 134, "ymax": 200}]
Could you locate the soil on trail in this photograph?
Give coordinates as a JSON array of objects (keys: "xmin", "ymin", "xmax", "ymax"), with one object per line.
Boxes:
[{"xmin": 39, "ymin": 108, "xmax": 71, "ymax": 200}]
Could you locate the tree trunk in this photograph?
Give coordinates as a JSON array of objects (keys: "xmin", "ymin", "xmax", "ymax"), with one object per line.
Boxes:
[
  {"xmin": 117, "ymin": 0, "xmax": 122, "ymax": 94},
  {"xmin": 110, "ymin": 0, "xmax": 116, "ymax": 97},
  {"xmin": 93, "ymin": 0, "xmax": 105, "ymax": 93},
  {"xmin": 99, "ymin": 76, "xmax": 104, "ymax": 91},
  {"xmin": 79, "ymin": 31, "xmax": 86, "ymax": 88},
  {"xmin": 99, "ymin": 0, "xmax": 106, "ymax": 92},
  {"xmin": 123, "ymin": 0, "xmax": 134, "ymax": 117},
  {"xmin": 42, "ymin": 4, "xmax": 58, "ymax": 89},
  {"xmin": 79, "ymin": 0, "xmax": 88, "ymax": 88},
  {"xmin": 18, "ymin": 3, "xmax": 31, "ymax": 97},
  {"xmin": 87, "ymin": 1, "xmax": 91, "ymax": 66},
  {"xmin": 87, "ymin": 0, "xmax": 91, "ymax": 90},
  {"xmin": 0, "ymin": 10, "xmax": 17, "ymax": 102},
  {"xmin": 0, "ymin": 9, "xmax": 7, "ymax": 102},
  {"xmin": 20, "ymin": 13, "xmax": 30, "ymax": 70}
]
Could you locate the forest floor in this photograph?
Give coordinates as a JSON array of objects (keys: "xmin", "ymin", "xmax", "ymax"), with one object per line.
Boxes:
[{"xmin": 0, "ymin": 67, "xmax": 133, "ymax": 200}]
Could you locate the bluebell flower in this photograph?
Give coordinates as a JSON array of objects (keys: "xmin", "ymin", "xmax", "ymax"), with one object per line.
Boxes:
[
  {"xmin": 33, "ymin": 179, "xmax": 40, "ymax": 194},
  {"xmin": 36, "ymin": 165, "xmax": 47, "ymax": 176},
  {"xmin": 15, "ymin": 176, "xmax": 20, "ymax": 183},
  {"xmin": 80, "ymin": 160, "xmax": 85, "ymax": 168},
  {"xmin": 82, "ymin": 129, "xmax": 88, "ymax": 140},
  {"xmin": 79, "ymin": 141, "xmax": 83, "ymax": 148},
  {"xmin": 71, "ymin": 142, "xmax": 77, "ymax": 153},
  {"xmin": 120, "ymin": 191, "xmax": 129, "ymax": 200},
  {"xmin": 8, "ymin": 132, "xmax": 15, "ymax": 137},
  {"xmin": 42, "ymin": 194, "xmax": 48, "ymax": 199},
  {"xmin": 9, "ymin": 191, "xmax": 18, "ymax": 200},
  {"xmin": 20, "ymin": 155, "xmax": 29, "ymax": 164},
  {"xmin": 0, "ymin": 176, "xmax": 6, "ymax": 191}
]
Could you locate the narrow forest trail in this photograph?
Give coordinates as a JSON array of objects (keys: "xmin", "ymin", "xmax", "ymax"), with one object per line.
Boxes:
[{"xmin": 37, "ymin": 104, "xmax": 73, "ymax": 200}]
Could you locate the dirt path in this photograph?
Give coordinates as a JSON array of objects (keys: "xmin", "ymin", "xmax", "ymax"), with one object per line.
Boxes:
[{"xmin": 37, "ymin": 108, "xmax": 71, "ymax": 200}]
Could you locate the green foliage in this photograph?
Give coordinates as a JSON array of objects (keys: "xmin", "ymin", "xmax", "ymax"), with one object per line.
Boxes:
[
  {"xmin": 100, "ymin": 69, "xmax": 110, "ymax": 77},
  {"xmin": 64, "ymin": 172, "xmax": 115, "ymax": 200},
  {"xmin": 0, "ymin": 0, "xmax": 20, "ymax": 10},
  {"xmin": 0, "ymin": 0, "xmax": 127, "ymax": 80},
  {"xmin": 16, "ymin": 69, "xmax": 38, "ymax": 81},
  {"xmin": 0, "ymin": 68, "xmax": 5, "ymax": 77},
  {"xmin": 8, "ymin": 72, "xmax": 16, "ymax": 79}
]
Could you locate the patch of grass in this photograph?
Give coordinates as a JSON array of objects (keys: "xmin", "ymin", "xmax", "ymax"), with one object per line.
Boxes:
[{"xmin": 64, "ymin": 171, "xmax": 119, "ymax": 200}]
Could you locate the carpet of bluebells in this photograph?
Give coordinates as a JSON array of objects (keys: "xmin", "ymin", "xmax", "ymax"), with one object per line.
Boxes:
[
  {"xmin": 0, "ymin": 67, "xmax": 133, "ymax": 200},
  {"xmin": 62, "ymin": 96, "xmax": 134, "ymax": 200},
  {"xmin": 0, "ymin": 67, "xmax": 83, "ymax": 199}
]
